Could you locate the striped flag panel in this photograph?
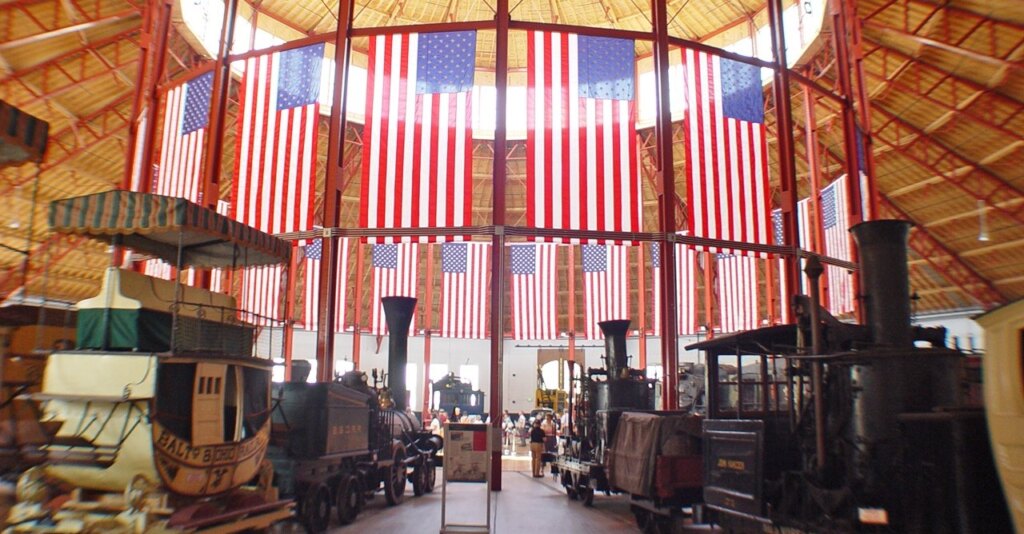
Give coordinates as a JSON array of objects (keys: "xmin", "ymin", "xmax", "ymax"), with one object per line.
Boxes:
[
  {"xmin": 823, "ymin": 175, "xmax": 855, "ymax": 314},
  {"xmin": 360, "ymin": 32, "xmax": 475, "ymax": 243},
  {"xmin": 652, "ymin": 241, "xmax": 698, "ymax": 336},
  {"xmin": 681, "ymin": 48, "xmax": 771, "ymax": 256},
  {"xmin": 510, "ymin": 244, "xmax": 558, "ymax": 340},
  {"xmin": 232, "ymin": 44, "xmax": 323, "ymax": 235},
  {"xmin": 717, "ymin": 254, "xmax": 760, "ymax": 333},
  {"xmin": 156, "ymin": 71, "xmax": 211, "ymax": 203},
  {"xmin": 371, "ymin": 243, "xmax": 419, "ymax": 335},
  {"xmin": 582, "ymin": 244, "xmax": 629, "ymax": 340},
  {"xmin": 526, "ymin": 32, "xmax": 642, "ymax": 243},
  {"xmin": 240, "ymin": 264, "xmax": 283, "ymax": 326},
  {"xmin": 303, "ymin": 238, "xmax": 350, "ymax": 331},
  {"xmin": 440, "ymin": 242, "xmax": 490, "ymax": 339}
]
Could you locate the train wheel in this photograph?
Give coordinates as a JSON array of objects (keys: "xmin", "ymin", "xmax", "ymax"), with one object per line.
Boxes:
[
  {"xmin": 579, "ymin": 486, "xmax": 595, "ymax": 507},
  {"xmin": 300, "ymin": 484, "xmax": 332, "ymax": 533},
  {"xmin": 412, "ymin": 463, "xmax": 426, "ymax": 497},
  {"xmin": 424, "ymin": 458, "xmax": 436, "ymax": 493},
  {"xmin": 384, "ymin": 446, "xmax": 407, "ymax": 506},
  {"xmin": 335, "ymin": 476, "xmax": 362, "ymax": 526},
  {"xmin": 565, "ymin": 485, "xmax": 578, "ymax": 500}
]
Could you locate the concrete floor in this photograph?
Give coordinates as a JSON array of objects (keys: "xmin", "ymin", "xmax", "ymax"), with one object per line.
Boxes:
[{"xmin": 323, "ymin": 469, "xmax": 640, "ymax": 533}]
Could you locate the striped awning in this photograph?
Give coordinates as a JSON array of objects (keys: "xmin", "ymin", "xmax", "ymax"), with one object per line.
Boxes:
[{"xmin": 49, "ymin": 191, "xmax": 291, "ymax": 268}]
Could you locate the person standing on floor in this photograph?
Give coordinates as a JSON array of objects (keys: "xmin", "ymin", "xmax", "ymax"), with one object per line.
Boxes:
[{"xmin": 529, "ymin": 419, "xmax": 545, "ymax": 477}]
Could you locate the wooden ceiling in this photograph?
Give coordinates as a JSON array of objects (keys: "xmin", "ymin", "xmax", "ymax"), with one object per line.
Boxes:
[{"xmin": 0, "ymin": 0, "xmax": 1021, "ymax": 327}]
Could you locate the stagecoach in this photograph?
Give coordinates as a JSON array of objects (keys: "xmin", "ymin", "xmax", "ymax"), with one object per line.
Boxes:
[{"xmin": 6, "ymin": 191, "xmax": 293, "ymax": 533}]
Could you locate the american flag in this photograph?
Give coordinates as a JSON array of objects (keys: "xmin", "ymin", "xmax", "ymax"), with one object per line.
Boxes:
[
  {"xmin": 652, "ymin": 241, "xmax": 697, "ymax": 336},
  {"xmin": 717, "ymin": 254, "xmax": 759, "ymax": 333},
  {"xmin": 510, "ymin": 244, "xmax": 557, "ymax": 340},
  {"xmin": 360, "ymin": 31, "xmax": 475, "ymax": 243},
  {"xmin": 773, "ymin": 199, "xmax": 813, "ymax": 323},
  {"xmin": 822, "ymin": 176, "xmax": 854, "ymax": 314},
  {"xmin": 232, "ymin": 43, "xmax": 323, "ymax": 234},
  {"xmin": 156, "ymin": 71, "xmax": 212, "ymax": 202},
  {"xmin": 526, "ymin": 32, "xmax": 642, "ymax": 243},
  {"xmin": 440, "ymin": 242, "xmax": 490, "ymax": 339},
  {"xmin": 240, "ymin": 264, "xmax": 282, "ymax": 326},
  {"xmin": 582, "ymin": 244, "xmax": 629, "ymax": 340},
  {"xmin": 303, "ymin": 237, "xmax": 350, "ymax": 331},
  {"xmin": 371, "ymin": 243, "xmax": 419, "ymax": 335},
  {"xmin": 209, "ymin": 200, "xmax": 231, "ymax": 294},
  {"xmin": 681, "ymin": 49, "xmax": 771, "ymax": 255}
]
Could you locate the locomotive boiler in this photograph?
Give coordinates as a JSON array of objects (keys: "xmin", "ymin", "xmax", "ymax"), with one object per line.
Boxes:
[
  {"xmin": 268, "ymin": 296, "xmax": 443, "ymax": 532},
  {"xmin": 691, "ymin": 219, "xmax": 1013, "ymax": 533}
]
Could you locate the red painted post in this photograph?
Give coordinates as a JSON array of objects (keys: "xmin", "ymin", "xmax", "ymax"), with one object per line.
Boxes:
[
  {"xmin": 422, "ymin": 244, "xmax": 435, "ymax": 422},
  {"xmin": 802, "ymin": 84, "xmax": 829, "ymax": 306},
  {"xmin": 489, "ymin": 0, "xmax": 510, "ymax": 491},
  {"xmin": 767, "ymin": 0, "xmax": 801, "ymax": 302},
  {"xmin": 831, "ymin": 0, "xmax": 865, "ymax": 323},
  {"xmin": 651, "ymin": 0, "xmax": 679, "ymax": 411},
  {"xmin": 316, "ymin": 0, "xmax": 355, "ymax": 382},
  {"xmin": 282, "ymin": 246, "xmax": 298, "ymax": 382},
  {"xmin": 636, "ymin": 245, "xmax": 647, "ymax": 369},
  {"xmin": 200, "ymin": 0, "xmax": 238, "ymax": 209},
  {"xmin": 351, "ymin": 243, "xmax": 364, "ymax": 370}
]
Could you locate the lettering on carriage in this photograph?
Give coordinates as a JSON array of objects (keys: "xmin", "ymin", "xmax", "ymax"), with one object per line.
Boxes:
[
  {"xmin": 716, "ymin": 458, "xmax": 746, "ymax": 471},
  {"xmin": 156, "ymin": 430, "xmax": 203, "ymax": 462}
]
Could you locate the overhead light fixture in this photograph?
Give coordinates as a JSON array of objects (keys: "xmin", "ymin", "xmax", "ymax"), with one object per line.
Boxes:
[{"xmin": 977, "ymin": 199, "xmax": 990, "ymax": 242}]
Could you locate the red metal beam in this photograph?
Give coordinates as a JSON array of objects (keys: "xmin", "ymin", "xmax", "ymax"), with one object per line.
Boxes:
[
  {"xmin": 863, "ymin": 44, "xmax": 1024, "ymax": 131},
  {"xmin": 488, "ymin": 0, "xmax": 510, "ymax": 491},
  {"xmin": 0, "ymin": 27, "xmax": 139, "ymax": 82},
  {"xmin": 653, "ymin": 0, "xmax": 679, "ymax": 411},
  {"xmin": 12, "ymin": 56, "xmax": 138, "ymax": 108},
  {"xmin": 0, "ymin": 9, "xmax": 140, "ymax": 50},
  {"xmin": 860, "ymin": 64, "xmax": 1023, "ymax": 145},
  {"xmin": 862, "ymin": 20, "xmax": 1024, "ymax": 74},
  {"xmin": 0, "ymin": 234, "xmax": 89, "ymax": 301},
  {"xmin": 316, "ymin": 0, "xmax": 355, "ymax": 382},
  {"xmin": 877, "ymin": 195, "xmax": 1005, "ymax": 309},
  {"xmin": 871, "ymin": 103, "xmax": 1024, "ymax": 225}
]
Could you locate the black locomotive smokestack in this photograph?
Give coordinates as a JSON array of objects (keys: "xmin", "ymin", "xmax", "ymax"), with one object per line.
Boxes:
[
  {"xmin": 850, "ymin": 220, "xmax": 913, "ymax": 347},
  {"xmin": 598, "ymin": 320, "xmax": 631, "ymax": 379},
  {"xmin": 382, "ymin": 296, "xmax": 417, "ymax": 411}
]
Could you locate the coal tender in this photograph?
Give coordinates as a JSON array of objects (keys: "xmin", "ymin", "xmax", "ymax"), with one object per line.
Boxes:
[
  {"xmin": 553, "ymin": 319, "xmax": 703, "ymax": 530},
  {"xmin": 268, "ymin": 296, "xmax": 442, "ymax": 533}
]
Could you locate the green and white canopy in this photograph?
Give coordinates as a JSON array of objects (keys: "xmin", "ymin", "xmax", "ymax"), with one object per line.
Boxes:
[{"xmin": 49, "ymin": 190, "xmax": 291, "ymax": 268}]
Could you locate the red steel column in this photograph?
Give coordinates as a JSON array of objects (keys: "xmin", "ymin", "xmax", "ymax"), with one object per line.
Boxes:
[
  {"xmin": 831, "ymin": 0, "xmax": 865, "ymax": 323},
  {"xmin": 636, "ymin": 246, "xmax": 647, "ymax": 369},
  {"xmin": 422, "ymin": 245, "xmax": 435, "ymax": 422},
  {"xmin": 846, "ymin": 0, "xmax": 878, "ymax": 220},
  {"xmin": 200, "ymin": 0, "xmax": 239, "ymax": 208},
  {"xmin": 489, "ymin": 0, "xmax": 510, "ymax": 491},
  {"xmin": 351, "ymin": 243, "xmax": 364, "ymax": 370},
  {"xmin": 767, "ymin": 0, "xmax": 801, "ymax": 298},
  {"xmin": 652, "ymin": 0, "xmax": 679, "ymax": 411},
  {"xmin": 567, "ymin": 246, "xmax": 576, "ymax": 365},
  {"xmin": 282, "ymin": 247, "xmax": 299, "ymax": 381},
  {"xmin": 131, "ymin": 0, "xmax": 172, "ymax": 195},
  {"xmin": 803, "ymin": 84, "xmax": 828, "ymax": 306},
  {"xmin": 316, "ymin": 0, "xmax": 355, "ymax": 382}
]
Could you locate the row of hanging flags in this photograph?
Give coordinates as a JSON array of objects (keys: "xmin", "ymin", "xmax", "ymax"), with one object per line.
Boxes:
[{"xmin": 137, "ymin": 29, "xmax": 855, "ymax": 338}]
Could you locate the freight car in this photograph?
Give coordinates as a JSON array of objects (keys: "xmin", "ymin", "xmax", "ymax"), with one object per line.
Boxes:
[
  {"xmin": 553, "ymin": 320, "xmax": 704, "ymax": 532},
  {"xmin": 268, "ymin": 296, "xmax": 443, "ymax": 532},
  {"xmin": 689, "ymin": 220, "xmax": 1014, "ymax": 533}
]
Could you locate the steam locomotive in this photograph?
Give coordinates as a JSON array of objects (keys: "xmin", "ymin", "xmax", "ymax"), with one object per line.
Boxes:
[
  {"xmin": 268, "ymin": 296, "xmax": 443, "ymax": 532},
  {"xmin": 553, "ymin": 320, "xmax": 704, "ymax": 530},
  {"xmin": 690, "ymin": 220, "xmax": 1014, "ymax": 533}
]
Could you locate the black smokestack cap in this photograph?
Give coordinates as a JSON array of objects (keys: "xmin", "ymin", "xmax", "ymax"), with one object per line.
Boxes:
[
  {"xmin": 382, "ymin": 296, "xmax": 417, "ymax": 411},
  {"xmin": 598, "ymin": 319, "xmax": 631, "ymax": 379},
  {"xmin": 850, "ymin": 220, "xmax": 913, "ymax": 347}
]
